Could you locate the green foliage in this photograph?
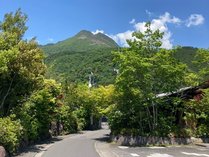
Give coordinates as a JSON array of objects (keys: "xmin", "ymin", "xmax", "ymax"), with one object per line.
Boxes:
[
  {"xmin": 0, "ymin": 9, "xmax": 45, "ymax": 116},
  {"xmin": 63, "ymin": 83, "xmax": 115, "ymax": 130},
  {"xmin": 41, "ymin": 30, "xmax": 118, "ymax": 55},
  {"xmin": 110, "ymin": 22, "xmax": 190, "ymax": 136},
  {"xmin": 10, "ymin": 78, "xmax": 79, "ymax": 148},
  {"xmin": 45, "ymin": 45, "xmax": 205, "ymax": 87},
  {"xmin": 173, "ymin": 46, "xmax": 198, "ymax": 72},
  {"xmin": 193, "ymin": 48, "xmax": 209, "ymax": 81},
  {"xmin": 0, "ymin": 115, "xmax": 23, "ymax": 153},
  {"xmin": 1, "ymin": 8, "xmax": 209, "ymax": 154},
  {"xmin": 58, "ymin": 105, "xmax": 78, "ymax": 133},
  {"xmin": 183, "ymin": 89, "xmax": 209, "ymax": 137},
  {"xmin": 42, "ymin": 28, "xmax": 204, "ymax": 87},
  {"xmin": 29, "ymin": 79, "xmax": 61, "ymax": 138},
  {"xmin": 12, "ymin": 79, "xmax": 62, "ymax": 141},
  {"xmin": 13, "ymin": 102, "xmax": 39, "ymax": 141},
  {"xmin": 73, "ymin": 84, "xmax": 102, "ymax": 130},
  {"xmin": 42, "ymin": 30, "xmax": 118, "ymax": 85},
  {"xmin": 45, "ymin": 48, "xmax": 117, "ymax": 85}
]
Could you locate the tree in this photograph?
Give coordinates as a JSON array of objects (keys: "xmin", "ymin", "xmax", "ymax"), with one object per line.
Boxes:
[
  {"xmin": 193, "ymin": 48, "xmax": 209, "ymax": 82},
  {"xmin": 72, "ymin": 84, "xmax": 102, "ymax": 130},
  {"xmin": 110, "ymin": 22, "xmax": 190, "ymax": 136},
  {"xmin": 64, "ymin": 83, "xmax": 115, "ymax": 130},
  {"xmin": 0, "ymin": 9, "xmax": 46, "ymax": 116}
]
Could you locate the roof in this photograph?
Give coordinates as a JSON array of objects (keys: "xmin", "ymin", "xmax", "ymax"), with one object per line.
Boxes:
[{"xmin": 156, "ymin": 80, "xmax": 209, "ymax": 100}]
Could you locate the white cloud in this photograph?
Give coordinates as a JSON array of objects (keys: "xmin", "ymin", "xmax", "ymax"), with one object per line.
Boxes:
[
  {"xmin": 161, "ymin": 31, "xmax": 173, "ymax": 49},
  {"xmin": 186, "ymin": 14, "xmax": 205, "ymax": 27},
  {"xmin": 146, "ymin": 10, "xmax": 153, "ymax": 17},
  {"xmin": 94, "ymin": 12, "xmax": 204, "ymax": 49},
  {"xmin": 111, "ymin": 12, "xmax": 180, "ymax": 49},
  {"xmin": 110, "ymin": 30, "xmax": 134, "ymax": 47},
  {"xmin": 134, "ymin": 22, "xmax": 147, "ymax": 32},
  {"xmin": 159, "ymin": 12, "xmax": 181, "ymax": 24},
  {"xmin": 91, "ymin": 29, "xmax": 134, "ymax": 47},
  {"xmin": 47, "ymin": 38, "xmax": 54, "ymax": 42},
  {"xmin": 134, "ymin": 21, "xmax": 173, "ymax": 49},
  {"xmin": 92, "ymin": 29, "xmax": 105, "ymax": 35},
  {"xmin": 129, "ymin": 19, "xmax": 136, "ymax": 24}
]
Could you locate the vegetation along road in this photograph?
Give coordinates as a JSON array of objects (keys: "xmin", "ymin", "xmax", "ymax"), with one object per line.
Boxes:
[
  {"xmin": 1, "ymin": 9, "xmax": 209, "ymax": 157},
  {"xmin": 28, "ymin": 123, "xmax": 209, "ymax": 157}
]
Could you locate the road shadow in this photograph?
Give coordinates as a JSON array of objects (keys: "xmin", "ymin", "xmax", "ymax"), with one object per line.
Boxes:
[
  {"xmin": 92, "ymin": 133, "xmax": 111, "ymax": 143},
  {"xmin": 14, "ymin": 137, "xmax": 63, "ymax": 157}
]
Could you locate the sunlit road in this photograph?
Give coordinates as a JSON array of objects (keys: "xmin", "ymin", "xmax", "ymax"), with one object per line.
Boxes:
[
  {"xmin": 42, "ymin": 123, "xmax": 110, "ymax": 157},
  {"xmin": 41, "ymin": 123, "xmax": 209, "ymax": 157},
  {"xmin": 110, "ymin": 145, "xmax": 209, "ymax": 157}
]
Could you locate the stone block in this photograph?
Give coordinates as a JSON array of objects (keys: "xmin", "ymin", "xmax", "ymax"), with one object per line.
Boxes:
[{"xmin": 0, "ymin": 146, "xmax": 6, "ymax": 157}]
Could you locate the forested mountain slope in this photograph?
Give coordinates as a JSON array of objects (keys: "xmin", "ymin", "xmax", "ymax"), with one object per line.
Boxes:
[
  {"xmin": 42, "ymin": 30, "xmax": 118, "ymax": 85},
  {"xmin": 42, "ymin": 31, "xmax": 199, "ymax": 85},
  {"xmin": 41, "ymin": 30, "xmax": 118, "ymax": 55}
]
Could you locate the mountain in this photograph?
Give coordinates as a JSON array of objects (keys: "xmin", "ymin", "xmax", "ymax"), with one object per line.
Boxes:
[
  {"xmin": 173, "ymin": 46, "xmax": 198, "ymax": 71},
  {"xmin": 42, "ymin": 30, "xmax": 118, "ymax": 55},
  {"xmin": 41, "ymin": 30, "xmax": 200, "ymax": 85},
  {"xmin": 42, "ymin": 30, "xmax": 119, "ymax": 85}
]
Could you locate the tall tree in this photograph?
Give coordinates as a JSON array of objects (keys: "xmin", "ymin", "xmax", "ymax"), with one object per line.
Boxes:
[
  {"xmin": 110, "ymin": 22, "xmax": 190, "ymax": 135},
  {"xmin": 0, "ymin": 9, "xmax": 45, "ymax": 116}
]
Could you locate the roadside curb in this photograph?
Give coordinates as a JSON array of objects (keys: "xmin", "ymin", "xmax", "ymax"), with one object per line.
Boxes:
[
  {"xmin": 34, "ymin": 144, "xmax": 54, "ymax": 157},
  {"xmin": 195, "ymin": 143, "xmax": 209, "ymax": 148},
  {"xmin": 95, "ymin": 141, "xmax": 118, "ymax": 157}
]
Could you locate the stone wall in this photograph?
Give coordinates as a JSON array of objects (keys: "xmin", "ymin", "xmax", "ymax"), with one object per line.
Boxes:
[
  {"xmin": 111, "ymin": 135, "xmax": 209, "ymax": 146},
  {"xmin": 0, "ymin": 146, "xmax": 7, "ymax": 157}
]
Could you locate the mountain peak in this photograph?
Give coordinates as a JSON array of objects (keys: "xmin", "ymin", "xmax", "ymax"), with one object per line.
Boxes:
[
  {"xmin": 42, "ymin": 30, "xmax": 118, "ymax": 55},
  {"xmin": 76, "ymin": 30, "xmax": 93, "ymax": 37}
]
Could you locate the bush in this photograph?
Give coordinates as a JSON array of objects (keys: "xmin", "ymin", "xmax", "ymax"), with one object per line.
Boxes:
[
  {"xmin": 13, "ymin": 102, "xmax": 40, "ymax": 142},
  {"xmin": 0, "ymin": 115, "xmax": 23, "ymax": 154},
  {"xmin": 59, "ymin": 105, "xmax": 78, "ymax": 133}
]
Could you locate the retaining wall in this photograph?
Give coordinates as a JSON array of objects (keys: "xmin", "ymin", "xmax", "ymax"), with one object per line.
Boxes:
[{"xmin": 111, "ymin": 135, "xmax": 209, "ymax": 146}]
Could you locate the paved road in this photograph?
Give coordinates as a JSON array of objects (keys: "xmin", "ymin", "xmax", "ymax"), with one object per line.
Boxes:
[
  {"xmin": 16, "ymin": 123, "xmax": 209, "ymax": 157},
  {"xmin": 42, "ymin": 124, "xmax": 110, "ymax": 157},
  {"xmin": 110, "ymin": 145, "xmax": 209, "ymax": 157}
]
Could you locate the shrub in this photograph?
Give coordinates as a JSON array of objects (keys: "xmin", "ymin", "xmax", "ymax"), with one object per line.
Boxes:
[
  {"xmin": 13, "ymin": 102, "xmax": 40, "ymax": 142},
  {"xmin": 59, "ymin": 105, "xmax": 78, "ymax": 133},
  {"xmin": 0, "ymin": 115, "xmax": 23, "ymax": 154}
]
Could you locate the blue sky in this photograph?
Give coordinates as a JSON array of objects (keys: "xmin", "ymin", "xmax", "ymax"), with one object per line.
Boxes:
[{"xmin": 0, "ymin": 0, "xmax": 208, "ymax": 48}]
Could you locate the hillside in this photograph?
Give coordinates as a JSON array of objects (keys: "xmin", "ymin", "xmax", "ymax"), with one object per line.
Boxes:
[
  {"xmin": 41, "ymin": 30, "xmax": 118, "ymax": 55},
  {"xmin": 42, "ymin": 31, "xmax": 200, "ymax": 85},
  {"xmin": 174, "ymin": 46, "xmax": 198, "ymax": 72},
  {"xmin": 43, "ymin": 30, "xmax": 118, "ymax": 85},
  {"xmin": 45, "ymin": 48, "xmax": 117, "ymax": 85}
]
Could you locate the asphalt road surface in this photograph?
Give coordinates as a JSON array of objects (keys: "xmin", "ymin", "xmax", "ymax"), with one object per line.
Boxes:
[
  {"xmin": 110, "ymin": 145, "xmax": 209, "ymax": 157},
  {"xmin": 40, "ymin": 123, "xmax": 209, "ymax": 157},
  {"xmin": 42, "ymin": 123, "xmax": 110, "ymax": 157}
]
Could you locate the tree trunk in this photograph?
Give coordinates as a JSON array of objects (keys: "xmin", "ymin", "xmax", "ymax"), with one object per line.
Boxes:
[{"xmin": 0, "ymin": 76, "xmax": 15, "ymax": 115}]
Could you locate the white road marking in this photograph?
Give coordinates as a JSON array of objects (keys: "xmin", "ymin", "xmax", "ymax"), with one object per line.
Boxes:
[
  {"xmin": 35, "ymin": 151, "xmax": 44, "ymax": 157},
  {"xmin": 34, "ymin": 144, "xmax": 54, "ymax": 157},
  {"xmin": 147, "ymin": 153, "xmax": 173, "ymax": 157},
  {"xmin": 182, "ymin": 152, "xmax": 209, "ymax": 157},
  {"xmin": 148, "ymin": 146, "xmax": 165, "ymax": 149},
  {"xmin": 166, "ymin": 145, "xmax": 181, "ymax": 148},
  {"xmin": 118, "ymin": 146, "xmax": 129, "ymax": 149},
  {"xmin": 130, "ymin": 153, "xmax": 140, "ymax": 156}
]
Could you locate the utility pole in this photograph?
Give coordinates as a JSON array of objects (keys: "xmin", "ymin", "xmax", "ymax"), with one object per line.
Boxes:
[{"xmin": 88, "ymin": 72, "xmax": 94, "ymax": 129}]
